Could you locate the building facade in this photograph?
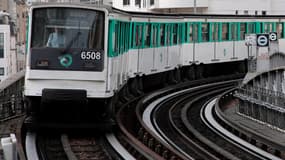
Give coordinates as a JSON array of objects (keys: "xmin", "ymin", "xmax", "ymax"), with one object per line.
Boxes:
[
  {"xmin": 0, "ymin": 0, "xmax": 26, "ymax": 82},
  {"xmin": 113, "ymin": 0, "xmax": 285, "ymax": 15},
  {"xmin": 0, "ymin": 1, "xmax": 8, "ymax": 12},
  {"xmin": 0, "ymin": 24, "xmax": 11, "ymax": 81},
  {"xmin": 25, "ymin": 0, "xmax": 285, "ymax": 15}
]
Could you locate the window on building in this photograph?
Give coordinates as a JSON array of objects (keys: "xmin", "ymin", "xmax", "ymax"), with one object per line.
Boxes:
[
  {"xmin": 262, "ymin": 11, "xmax": 267, "ymax": 15},
  {"xmin": 244, "ymin": 10, "xmax": 249, "ymax": 15},
  {"xmin": 0, "ymin": 33, "xmax": 3, "ymax": 58},
  {"xmin": 135, "ymin": 0, "xmax": 141, "ymax": 7},
  {"xmin": 201, "ymin": 23, "xmax": 209, "ymax": 42},
  {"xmin": 240, "ymin": 23, "xmax": 246, "ymax": 40},
  {"xmin": 222, "ymin": 23, "xmax": 229, "ymax": 41},
  {"xmin": 143, "ymin": 0, "xmax": 146, "ymax": 8},
  {"xmin": 123, "ymin": 0, "xmax": 130, "ymax": 5},
  {"xmin": 0, "ymin": 68, "xmax": 4, "ymax": 76},
  {"xmin": 150, "ymin": 0, "xmax": 154, "ymax": 5}
]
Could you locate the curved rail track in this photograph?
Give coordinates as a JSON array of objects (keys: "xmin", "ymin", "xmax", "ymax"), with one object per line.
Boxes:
[
  {"xmin": 26, "ymin": 132, "xmax": 122, "ymax": 160},
  {"xmin": 116, "ymin": 75, "xmax": 244, "ymax": 160},
  {"xmin": 116, "ymin": 74, "xmax": 283, "ymax": 160}
]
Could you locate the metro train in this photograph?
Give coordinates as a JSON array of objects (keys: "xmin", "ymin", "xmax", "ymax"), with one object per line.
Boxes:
[{"xmin": 24, "ymin": 3, "xmax": 285, "ymax": 127}]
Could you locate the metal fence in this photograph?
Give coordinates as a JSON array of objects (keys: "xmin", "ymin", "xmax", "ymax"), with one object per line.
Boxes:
[
  {"xmin": 235, "ymin": 86, "xmax": 285, "ymax": 129},
  {"xmin": 0, "ymin": 72, "xmax": 25, "ymax": 121},
  {"xmin": 237, "ymin": 86, "xmax": 285, "ymax": 109}
]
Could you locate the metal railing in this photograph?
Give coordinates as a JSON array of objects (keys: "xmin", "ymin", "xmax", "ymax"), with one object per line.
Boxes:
[
  {"xmin": 236, "ymin": 86, "xmax": 285, "ymax": 109},
  {"xmin": 0, "ymin": 72, "xmax": 25, "ymax": 121}
]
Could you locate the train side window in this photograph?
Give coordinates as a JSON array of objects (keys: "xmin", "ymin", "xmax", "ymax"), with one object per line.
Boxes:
[
  {"xmin": 0, "ymin": 68, "xmax": 4, "ymax": 76},
  {"xmin": 129, "ymin": 22, "xmax": 133, "ymax": 48},
  {"xmin": 202, "ymin": 23, "xmax": 209, "ymax": 42},
  {"xmin": 152, "ymin": 24, "xmax": 159, "ymax": 47},
  {"xmin": 0, "ymin": 33, "xmax": 4, "ymax": 58},
  {"xmin": 134, "ymin": 24, "xmax": 143, "ymax": 48},
  {"xmin": 277, "ymin": 23, "xmax": 284, "ymax": 38},
  {"xmin": 222, "ymin": 23, "xmax": 229, "ymax": 41},
  {"xmin": 240, "ymin": 23, "xmax": 246, "ymax": 40},
  {"xmin": 121, "ymin": 22, "xmax": 125, "ymax": 54},
  {"xmin": 144, "ymin": 24, "xmax": 151, "ymax": 47},
  {"xmin": 211, "ymin": 23, "xmax": 219, "ymax": 41},
  {"xmin": 166, "ymin": 24, "xmax": 171, "ymax": 46},
  {"xmin": 263, "ymin": 23, "xmax": 272, "ymax": 33},
  {"xmin": 179, "ymin": 23, "xmax": 185, "ymax": 44},
  {"xmin": 160, "ymin": 24, "xmax": 165, "ymax": 46},
  {"xmin": 173, "ymin": 24, "xmax": 176, "ymax": 45},
  {"xmin": 124, "ymin": 23, "xmax": 128, "ymax": 52},
  {"xmin": 115, "ymin": 22, "xmax": 120, "ymax": 54},
  {"xmin": 192, "ymin": 23, "xmax": 199, "ymax": 42},
  {"xmin": 189, "ymin": 23, "xmax": 193, "ymax": 42},
  {"xmin": 246, "ymin": 23, "xmax": 254, "ymax": 34},
  {"xmin": 231, "ymin": 23, "xmax": 238, "ymax": 41}
]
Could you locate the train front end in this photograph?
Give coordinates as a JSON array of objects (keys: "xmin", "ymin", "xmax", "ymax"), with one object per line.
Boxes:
[{"xmin": 24, "ymin": 4, "xmax": 113, "ymax": 128}]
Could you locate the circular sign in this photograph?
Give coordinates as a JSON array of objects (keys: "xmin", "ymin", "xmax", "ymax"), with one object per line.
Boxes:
[
  {"xmin": 59, "ymin": 54, "xmax": 73, "ymax": 67},
  {"xmin": 257, "ymin": 34, "xmax": 269, "ymax": 47},
  {"xmin": 269, "ymin": 32, "xmax": 277, "ymax": 41}
]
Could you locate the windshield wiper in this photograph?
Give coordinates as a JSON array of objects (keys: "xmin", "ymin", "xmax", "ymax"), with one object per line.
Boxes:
[{"xmin": 62, "ymin": 31, "xmax": 81, "ymax": 54}]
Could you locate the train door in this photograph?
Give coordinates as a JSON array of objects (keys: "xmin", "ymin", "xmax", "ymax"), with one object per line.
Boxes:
[
  {"xmin": 212, "ymin": 23, "xmax": 219, "ymax": 61},
  {"xmin": 231, "ymin": 23, "xmax": 238, "ymax": 60},
  {"xmin": 136, "ymin": 23, "xmax": 144, "ymax": 74},
  {"xmin": 152, "ymin": 24, "xmax": 162, "ymax": 72},
  {"xmin": 141, "ymin": 23, "xmax": 154, "ymax": 74},
  {"xmin": 165, "ymin": 24, "xmax": 172, "ymax": 68},
  {"xmin": 169, "ymin": 23, "xmax": 183, "ymax": 66},
  {"xmin": 192, "ymin": 23, "xmax": 199, "ymax": 63}
]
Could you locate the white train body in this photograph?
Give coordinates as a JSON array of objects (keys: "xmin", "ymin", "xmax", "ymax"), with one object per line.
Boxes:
[{"xmin": 24, "ymin": 3, "xmax": 285, "ymax": 101}]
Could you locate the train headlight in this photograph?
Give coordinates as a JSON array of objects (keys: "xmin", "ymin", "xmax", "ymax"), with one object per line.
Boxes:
[{"xmin": 36, "ymin": 59, "xmax": 49, "ymax": 67}]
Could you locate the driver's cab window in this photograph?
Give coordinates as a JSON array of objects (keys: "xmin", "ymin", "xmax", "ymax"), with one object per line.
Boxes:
[
  {"xmin": 45, "ymin": 25, "xmax": 66, "ymax": 48},
  {"xmin": 31, "ymin": 8, "xmax": 104, "ymax": 50}
]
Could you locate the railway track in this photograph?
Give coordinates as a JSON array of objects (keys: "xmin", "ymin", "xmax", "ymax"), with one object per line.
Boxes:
[
  {"xmin": 152, "ymin": 82, "xmax": 239, "ymax": 160},
  {"xmin": 28, "ymin": 132, "xmax": 118, "ymax": 160},
  {"xmin": 116, "ymin": 74, "xmax": 284, "ymax": 160},
  {"xmin": 116, "ymin": 75, "xmax": 246, "ymax": 159}
]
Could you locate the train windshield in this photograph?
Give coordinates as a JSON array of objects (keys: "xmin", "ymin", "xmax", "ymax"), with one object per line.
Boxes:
[
  {"xmin": 31, "ymin": 7, "xmax": 105, "ymax": 50},
  {"xmin": 30, "ymin": 7, "xmax": 105, "ymax": 71}
]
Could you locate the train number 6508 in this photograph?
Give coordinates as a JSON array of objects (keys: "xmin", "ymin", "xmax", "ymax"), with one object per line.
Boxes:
[{"xmin": 81, "ymin": 51, "xmax": 101, "ymax": 60}]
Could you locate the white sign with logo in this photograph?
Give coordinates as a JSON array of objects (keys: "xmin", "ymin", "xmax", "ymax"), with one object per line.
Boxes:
[
  {"xmin": 257, "ymin": 34, "xmax": 269, "ymax": 47},
  {"xmin": 269, "ymin": 32, "xmax": 277, "ymax": 41}
]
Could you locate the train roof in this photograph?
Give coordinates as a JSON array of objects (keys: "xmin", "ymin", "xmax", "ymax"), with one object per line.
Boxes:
[{"xmin": 28, "ymin": 2, "xmax": 285, "ymax": 20}]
